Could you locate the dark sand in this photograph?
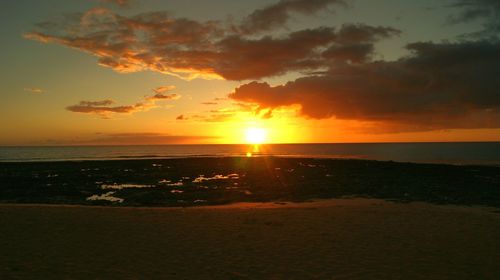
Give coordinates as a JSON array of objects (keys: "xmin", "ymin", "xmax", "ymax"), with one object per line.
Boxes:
[{"xmin": 1, "ymin": 199, "xmax": 500, "ymax": 279}]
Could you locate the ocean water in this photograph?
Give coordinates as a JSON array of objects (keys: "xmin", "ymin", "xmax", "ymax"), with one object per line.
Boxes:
[{"xmin": 1, "ymin": 142, "xmax": 500, "ymax": 165}]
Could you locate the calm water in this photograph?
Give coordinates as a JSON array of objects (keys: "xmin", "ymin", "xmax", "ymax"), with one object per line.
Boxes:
[{"xmin": 1, "ymin": 143, "xmax": 500, "ymax": 165}]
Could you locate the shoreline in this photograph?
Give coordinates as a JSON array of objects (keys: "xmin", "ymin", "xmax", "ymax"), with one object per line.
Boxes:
[
  {"xmin": 1, "ymin": 157, "xmax": 500, "ymax": 208},
  {"xmin": 1, "ymin": 155, "xmax": 500, "ymax": 167}
]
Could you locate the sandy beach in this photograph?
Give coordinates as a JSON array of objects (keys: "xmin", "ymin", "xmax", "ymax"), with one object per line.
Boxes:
[{"xmin": 1, "ymin": 199, "xmax": 499, "ymax": 279}]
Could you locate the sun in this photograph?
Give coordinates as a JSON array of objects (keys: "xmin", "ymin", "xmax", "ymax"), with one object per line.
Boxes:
[{"xmin": 245, "ymin": 128, "xmax": 267, "ymax": 144}]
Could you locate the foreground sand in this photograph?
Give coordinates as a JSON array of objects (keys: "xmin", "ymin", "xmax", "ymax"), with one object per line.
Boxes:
[{"xmin": 1, "ymin": 199, "xmax": 499, "ymax": 279}]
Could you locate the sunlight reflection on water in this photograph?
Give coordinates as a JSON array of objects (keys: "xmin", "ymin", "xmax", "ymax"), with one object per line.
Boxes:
[{"xmin": 2, "ymin": 143, "xmax": 500, "ymax": 165}]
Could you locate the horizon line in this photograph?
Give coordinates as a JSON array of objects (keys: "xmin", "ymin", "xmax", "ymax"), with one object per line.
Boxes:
[{"xmin": 1, "ymin": 141, "xmax": 500, "ymax": 148}]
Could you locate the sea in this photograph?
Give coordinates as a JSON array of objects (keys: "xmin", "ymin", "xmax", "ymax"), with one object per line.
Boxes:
[{"xmin": 1, "ymin": 142, "xmax": 500, "ymax": 165}]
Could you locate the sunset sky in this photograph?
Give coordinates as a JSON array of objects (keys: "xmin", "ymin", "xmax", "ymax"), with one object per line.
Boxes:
[{"xmin": 1, "ymin": 0, "xmax": 499, "ymax": 145}]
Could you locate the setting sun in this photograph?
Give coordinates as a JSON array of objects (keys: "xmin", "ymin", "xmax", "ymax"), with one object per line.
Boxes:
[{"xmin": 245, "ymin": 128, "xmax": 267, "ymax": 144}]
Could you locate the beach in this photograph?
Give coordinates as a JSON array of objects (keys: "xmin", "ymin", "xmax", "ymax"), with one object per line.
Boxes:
[
  {"xmin": 1, "ymin": 157, "xmax": 500, "ymax": 279},
  {"xmin": 1, "ymin": 199, "xmax": 499, "ymax": 279},
  {"xmin": 4, "ymin": 0, "xmax": 500, "ymax": 277}
]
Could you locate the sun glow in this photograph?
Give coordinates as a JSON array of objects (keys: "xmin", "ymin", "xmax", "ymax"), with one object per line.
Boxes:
[{"xmin": 245, "ymin": 128, "xmax": 267, "ymax": 144}]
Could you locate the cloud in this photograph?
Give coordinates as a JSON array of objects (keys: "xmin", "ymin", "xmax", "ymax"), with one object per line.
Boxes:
[
  {"xmin": 153, "ymin": 85, "xmax": 176, "ymax": 94},
  {"xmin": 24, "ymin": 8, "xmax": 224, "ymax": 79},
  {"xmin": 213, "ymin": 27, "xmax": 338, "ymax": 80},
  {"xmin": 238, "ymin": 0, "xmax": 347, "ymax": 34},
  {"xmin": 334, "ymin": 23, "xmax": 401, "ymax": 44},
  {"xmin": 321, "ymin": 23, "xmax": 401, "ymax": 64},
  {"xmin": 199, "ymin": 112, "xmax": 237, "ymax": 123},
  {"xmin": 148, "ymin": 93, "xmax": 181, "ymax": 101},
  {"xmin": 448, "ymin": 0, "xmax": 500, "ymax": 38},
  {"xmin": 230, "ymin": 40, "xmax": 500, "ymax": 131},
  {"xmin": 448, "ymin": 0, "xmax": 500, "ymax": 23},
  {"xmin": 148, "ymin": 86, "xmax": 181, "ymax": 100},
  {"xmin": 67, "ymin": 86, "xmax": 180, "ymax": 118},
  {"xmin": 78, "ymin": 132, "xmax": 218, "ymax": 145},
  {"xmin": 176, "ymin": 108, "xmax": 243, "ymax": 123},
  {"xmin": 24, "ymin": 3, "xmax": 398, "ymax": 81},
  {"xmin": 24, "ymin": 87, "xmax": 45, "ymax": 94},
  {"xmin": 77, "ymin": 99, "xmax": 114, "ymax": 106},
  {"xmin": 66, "ymin": 99, "xmax": 154, "ymax": 117},
  {"xmin": 322, "ymin": 43, "xmax": 374, "ymax": 63},
  {"xmin": 28, "ymin": 7, "xmax": 230, "ymax": 79}
]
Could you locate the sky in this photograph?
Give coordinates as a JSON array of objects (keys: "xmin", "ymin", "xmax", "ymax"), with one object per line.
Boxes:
[{"xmin": 0, "ymin": 0, "xmax": 499, "ymax": 145}]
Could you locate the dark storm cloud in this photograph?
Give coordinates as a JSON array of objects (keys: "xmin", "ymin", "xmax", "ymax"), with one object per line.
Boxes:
[{"xmin": 230, "ymin": 40, "xmax": 500, "ymax": 131}]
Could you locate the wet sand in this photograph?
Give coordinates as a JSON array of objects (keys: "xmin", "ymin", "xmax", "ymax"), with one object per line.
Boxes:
[{"xmin": 1, "ymin": 199, "xmax": 499, "ymax": 279}]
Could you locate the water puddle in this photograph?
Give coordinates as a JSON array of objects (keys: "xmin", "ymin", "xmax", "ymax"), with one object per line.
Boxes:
[
  {"xmin": 192, "ymin": 174, "xmax": 240, "ymax": 183},
  {"xmin": 158, "ymin": 180, "xmax": 184, "ymax": 187},
  {"xmin": 86, "ymin": 191, "xmax": 124, "ymax": 203},
  {"xmin": 101, "ymin": 184, "xmax": 156, "ymax": 190},
  {"xmin": 170, "ymin": 190, "xmax": 184, "ymax": 194}
]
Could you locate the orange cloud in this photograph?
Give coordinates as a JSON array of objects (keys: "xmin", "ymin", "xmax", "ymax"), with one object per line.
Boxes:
[
  {"xmin": 153, "ymin": 86, "xmax": 176, "ymax": 94},
  {"xmin": 93, "ymin": 132, "xmax": 217, "ymax": 144},
  {"xmin": 58, "ymin": 132, "xmax": 218, "ymax": 145},
  {"xmin": 24, "ymin": 4, "xmax": 397, "ymax": 81},
  {"xmin": 175, "ymin": 107, "xmax": 243, "ymax": 123},
  {"xmin": 67, "ymin": 86, "xmax": 180, "ymax": 118},
  {"xmin": 66, "ymin": 99, "xmax": 154, "ymax": 117},
  {"xmin": 230, "ymin": 41, "xmax": 500, "ymax": 131}
]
